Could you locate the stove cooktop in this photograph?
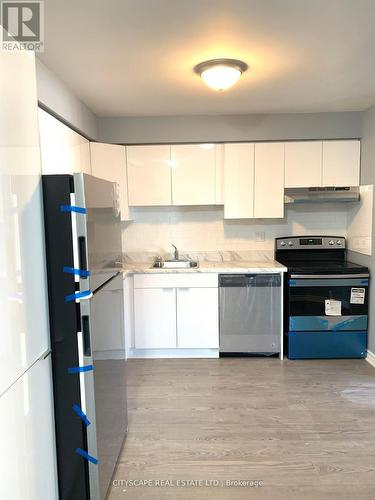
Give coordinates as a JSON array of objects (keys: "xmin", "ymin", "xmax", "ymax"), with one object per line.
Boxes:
[{"xmin": 279, "ymin": 260, "xmax": 369, "ymax": 275}]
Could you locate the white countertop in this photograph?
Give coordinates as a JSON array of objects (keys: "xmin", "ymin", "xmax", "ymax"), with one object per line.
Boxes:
[{"xmin": 122, "ymin": 260, "xmax": 287, "ymax": 275}]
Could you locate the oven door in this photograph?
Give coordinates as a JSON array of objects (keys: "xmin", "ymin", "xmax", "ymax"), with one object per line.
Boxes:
[{"xmin": 288, "ymin": 276, "xmax": 369, "ymax": 331}]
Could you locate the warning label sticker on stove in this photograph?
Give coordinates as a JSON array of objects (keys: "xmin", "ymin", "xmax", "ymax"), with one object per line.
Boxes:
[
  {"xmin": 325, "ymin": 299, "xmax": 342, "ymax": 316},
  {"xmin": 350, "ymin": 288, "xmax": 366, "ymax": 304}
]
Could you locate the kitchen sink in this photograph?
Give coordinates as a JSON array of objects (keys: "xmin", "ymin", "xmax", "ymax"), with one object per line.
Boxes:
[{"xmin": 152, "ymin": 260, "xmax": 198, "ymax": 269}]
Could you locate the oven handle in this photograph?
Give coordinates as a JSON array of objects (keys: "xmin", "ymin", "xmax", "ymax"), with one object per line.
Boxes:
[{"xmin": 289, "ymin": 273, "xmax": 369, "ymax": 279}]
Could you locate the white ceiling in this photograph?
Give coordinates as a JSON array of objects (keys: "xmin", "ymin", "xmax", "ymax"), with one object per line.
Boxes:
[{"xmin": 39, "ymin": 0, "xmax": 375, "ymax": 117}]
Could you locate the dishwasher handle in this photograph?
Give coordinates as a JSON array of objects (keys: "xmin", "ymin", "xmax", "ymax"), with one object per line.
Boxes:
[{"xmin": 219, "ymin": 274, "xmax": 281, "ymax": 287}]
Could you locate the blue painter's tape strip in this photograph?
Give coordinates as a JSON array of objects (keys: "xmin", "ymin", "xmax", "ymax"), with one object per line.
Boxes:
[
  {"xmin": 75, "ymin": 448, "xmax": 99, "ymax": 465},
  {"xmin": 68, "ymin": 365, "xmax": 94, "ymax": 374},
  {"xmin": 65, "ymin": 290, "xmax": 92, "ymax": 302},
  {"xmin": 72, "ymin": 404, "xmax": 91, "ymax": 426},
  {"xmin": 60, "ymin": 205, "xmax": 87, "ymax": 214},
  {"xmin": 63, "ymin": 266, "xmax": 90, "ymax": 278}
]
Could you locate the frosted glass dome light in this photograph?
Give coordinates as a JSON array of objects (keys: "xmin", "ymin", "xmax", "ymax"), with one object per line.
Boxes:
[{"xmin": 194, "ymin": 59, "xmax": 248, "ymax": 91}]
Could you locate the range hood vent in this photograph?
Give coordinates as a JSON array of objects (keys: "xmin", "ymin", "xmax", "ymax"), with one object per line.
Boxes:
[{"xmin": 285, "ymin": 186, "xmax": 360, "ymax": 204}]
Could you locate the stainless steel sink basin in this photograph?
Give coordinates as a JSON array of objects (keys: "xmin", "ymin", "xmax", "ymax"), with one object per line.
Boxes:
[{"xmin": 152, "ymin": 260, "xmax": 198, "ymax": 269}]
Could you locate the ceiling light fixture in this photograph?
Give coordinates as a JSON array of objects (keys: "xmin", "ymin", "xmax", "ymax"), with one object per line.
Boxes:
[{"xmin": 194, "ymin": 58, "xmax": 248, "ymax": 91}]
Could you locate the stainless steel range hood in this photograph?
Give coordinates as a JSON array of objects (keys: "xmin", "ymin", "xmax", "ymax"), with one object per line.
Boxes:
[{"xmin": 285, "ymin": 186, "xmax": 360, "ymax": 204}]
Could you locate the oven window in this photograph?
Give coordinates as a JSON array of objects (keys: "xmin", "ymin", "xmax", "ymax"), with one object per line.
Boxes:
[{"xmin": 288, "ymin": 284, "xmax": 368, "ymax": 316}]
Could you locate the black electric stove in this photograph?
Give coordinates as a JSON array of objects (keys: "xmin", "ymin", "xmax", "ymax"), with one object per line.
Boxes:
[
  {"xmin": 275, "ymin": 236, "xmax": 369, "ymax": 360},
  {"xmin": 275, "ymin": 236, "xmax": 369, "ymax": 277}
]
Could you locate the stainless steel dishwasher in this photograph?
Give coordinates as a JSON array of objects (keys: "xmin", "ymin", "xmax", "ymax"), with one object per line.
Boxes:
[{"xmin": 219, "ymin": 274, "xmax": 282, "ymax": 355}]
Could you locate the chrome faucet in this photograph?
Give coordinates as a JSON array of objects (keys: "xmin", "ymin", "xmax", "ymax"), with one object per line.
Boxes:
[{"xmin": 172, "ymin": 244, "xmax": 179, "ymax": 261}]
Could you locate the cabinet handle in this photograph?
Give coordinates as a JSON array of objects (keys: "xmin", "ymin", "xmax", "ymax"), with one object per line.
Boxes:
[
  {"xmin": 178, "ymin": 287, "xmax": 189, "ymax": 291},
  {"xmin": 162, "ymin": 287, "xmax": 173, "ymax": 291}
]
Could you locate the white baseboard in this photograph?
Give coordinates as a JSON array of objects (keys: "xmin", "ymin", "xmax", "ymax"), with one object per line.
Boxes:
[
  {"xmin": 128, "ymin": 348, "xmax": 219, "ymax": 359},
  {"xmin": 366, "ymin": 349, "xmax": 375, "ymax": 368},
  {"xmin": 93, "ymin": 350, "xmax": 125, "ymax": 361}
]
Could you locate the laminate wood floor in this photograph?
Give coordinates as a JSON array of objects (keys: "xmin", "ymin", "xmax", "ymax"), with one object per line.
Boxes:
[{"xmin": 108, "ymin": 358, "xmax": 375, "ymax": 500}]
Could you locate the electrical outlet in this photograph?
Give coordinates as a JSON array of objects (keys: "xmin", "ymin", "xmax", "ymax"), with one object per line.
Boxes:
[{"xmin": 255, "ymin": 231, "xmax": 265, "ymax": 242}]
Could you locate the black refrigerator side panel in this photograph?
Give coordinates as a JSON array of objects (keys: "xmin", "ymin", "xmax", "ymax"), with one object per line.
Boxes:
[{"xmin": 42, "ymin": 175, "xmax": 90, "ymax": 500}]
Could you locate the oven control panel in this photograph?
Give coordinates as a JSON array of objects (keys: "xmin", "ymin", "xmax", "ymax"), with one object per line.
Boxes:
[{"xmin": 276, "ymin": 236, "xmax": 346, "ymax": 250}]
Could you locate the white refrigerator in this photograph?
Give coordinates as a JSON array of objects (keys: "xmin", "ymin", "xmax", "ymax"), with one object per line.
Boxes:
[{"xmin": 0, "ymin": 50, "xmax": 59, "ymax": 499}]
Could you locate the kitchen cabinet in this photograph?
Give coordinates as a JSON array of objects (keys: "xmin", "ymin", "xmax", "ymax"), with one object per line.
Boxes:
[
  {"xmin": 285, "ymin": 141, "xmax": 322, "ymax": 187},
  {"xmin": 90, "ymin": 142, "xmax": 131, "ymax": 220},
  {"xmin": 134, "ymin": 287, "xmax": 177, "ymax": 348},
  {"xmin": 38, "ymin": 108, "xmax": 91, "ymax": 175},
  {"xmin": 127, "ymin": 144, "xmax": 222, "ymax": 207},
  {"xmin": 132, "ymin": 273, "xmax": 219, "ymax": 351},
  {"xmin": 177, "ymin": 287, "xmax": 219, "ymax": 348},
  {"xmin": 285, "ymin": 140, "xmax": 360, "ymax": 188},
  {"xmin": 254, "ymin": 142, "xmax": 284, "ymax": 218},
  {"xmin": 126, "ymin": 145, "xmax": 172, "ymax": 205},
  {"xmin": 224, "ymin": 143, "xmax": 255, "ymax": 218},
  {"xmin": 224, "ymin": 142, "xmax": 284, "ymax": 219},
  {"xmin": 171, "ymin": 144, "xmax": 217, "ymax": 205},
  {"xmin": 322, "ymin": 140, "xmax": 360, "ymax": 186},
  {"xmin": 0, "ymin": 356, "xmax": 58, "ymax": 500}
]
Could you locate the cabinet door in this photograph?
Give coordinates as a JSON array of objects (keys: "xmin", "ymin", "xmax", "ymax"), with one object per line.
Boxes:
[
  {"xmin": 38, "ymin": 108, "xmax": 91, "ymax": 175},
  {"xmin": 1, "ymin": 51, "xmax": 51, "ymax": 396},
  {"xmin": 254, "ymin": 142, "xmax": 285, "ymax": 218},
  {"xmin": 285, "ymin": 141, "xmax": 322, "ymax": 187},
  {"xmin": 171, "ymin": 144, "xmax": 216, "ymax": 205},
  {"xmin": 134, "ymin": 288, "xmax": 176, "ymax": 348},
  {"xmin": 223, "ymin": 143, "xmax": 255, "ymax": 219},
  {"xmin": 0, "ymin": 356, "xmax": 58, "ymax": 500},
  {"xmin": 90, "ymin": 142, "xmax": 130, "ymax": 220},
  {"xmin": 177, "ymin": 288, "xmax": 219, "ymax": 348},
  {"xmin": 322, "ymin": 140, "xmax": 360, "ymax": 186},
  {"xmin": 126, "ymin": 145, "xmax": 172, "ymax": 206}
]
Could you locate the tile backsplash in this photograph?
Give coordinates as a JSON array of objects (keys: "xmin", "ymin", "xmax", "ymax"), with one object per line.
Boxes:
[{"xmin": 122, "ymin": 204, "xmax": 348, "ymax": 258}]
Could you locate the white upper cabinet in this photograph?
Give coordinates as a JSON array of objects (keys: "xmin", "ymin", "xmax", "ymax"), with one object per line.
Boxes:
[
  {"xmin": 90, "ymin": 142, "xmax": 131, "ymax": 220},
  {"xmin": 322, "ymin": 140, "xmax": 360, "ymax": 186},
  {"xmin": 126, "ymin": 145, "xmax": 172, "ymax": 206},
  {"xmin": 170, "ymin": 144, "xmax": 217, "ymax": 205},
  {"xmin": 285, "ymin": 141, "xmax": 322, "ymax": 187},
  {"xmin": 223, "ymin": 143, "xmax": 255, "ymax": 219},
  {"xmin": 38, "ymin": 108, "xmax": 91, "ymax": 175},
  {"xmin": 254, "ymin": 142, "xmax": 285, "ymax": 218}
]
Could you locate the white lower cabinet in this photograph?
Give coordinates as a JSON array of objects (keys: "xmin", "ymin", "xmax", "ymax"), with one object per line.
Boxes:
[
  {"xmin": 177, "ymin": 287, "xmax": 219, "ymax": 348},
  {"xmin": 134, "ymin": 287, "xmax": 177, "ymax": 349},
  {"xmin": 132, "ymin": 274, "xmax": 219, "ymax": 352}
]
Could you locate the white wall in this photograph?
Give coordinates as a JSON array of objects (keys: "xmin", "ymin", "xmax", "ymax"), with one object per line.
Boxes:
[
  {"xmin": 99, "ymin": 111, "xmax": 362, "ymax": 145},
  {"xmin": 36, "ymin": 58, "xmax": 98, "ymax": 139},
  {"xmin": 347, "ymin": 104, "xmax": 375, "ymax": 352},
  {"xmin": 122, "ymin": 204, "xmax": 348, "ymax": 257}
]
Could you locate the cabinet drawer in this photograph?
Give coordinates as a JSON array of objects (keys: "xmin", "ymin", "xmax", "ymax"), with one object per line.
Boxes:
[{"xmin": 134, "ymin": 273, "xmax": 218, "ymax": 289}]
